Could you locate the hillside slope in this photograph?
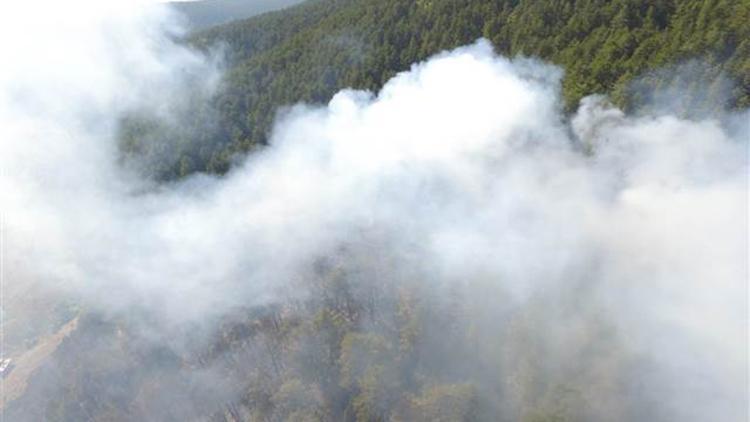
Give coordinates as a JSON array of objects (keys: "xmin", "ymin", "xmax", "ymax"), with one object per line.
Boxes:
[
  {"xmin": 6, "ymin": 2, "xmax": 748, "ymax": 420},
  {"xmin": 120, "ymin": 0, "xmax": 749, "ymax": 179}
]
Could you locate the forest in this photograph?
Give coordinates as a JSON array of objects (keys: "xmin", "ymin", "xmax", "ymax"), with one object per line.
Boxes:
[
  {"xmin": 119, "ymin": 0, "xmax": 750, "ymax": 179},
  {"xmin": 2, "ymin": 1, "xmax": 747, "ymax": 421}
]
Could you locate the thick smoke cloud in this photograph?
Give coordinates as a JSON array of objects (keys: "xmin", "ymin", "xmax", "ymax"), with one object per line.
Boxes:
[{"xmin": 0, "ymin": 2, "xmax": 747, "ymax": 421}]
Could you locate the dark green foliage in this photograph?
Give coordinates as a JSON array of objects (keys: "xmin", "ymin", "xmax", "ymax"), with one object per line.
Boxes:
[{"xmin": 123, "ymin": 0, "xmax": 750, "ymax": 177}]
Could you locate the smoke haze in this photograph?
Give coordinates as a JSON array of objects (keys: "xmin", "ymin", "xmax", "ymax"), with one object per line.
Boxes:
[{"xmin": 0, "ymin": 2, "xmax": 747, "ymax": 420}]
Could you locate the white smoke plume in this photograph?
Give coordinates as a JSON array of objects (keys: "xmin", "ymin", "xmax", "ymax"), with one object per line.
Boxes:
[{"xmin": 0, "ymin": 2, "xmax": 747, "ymax": 421}]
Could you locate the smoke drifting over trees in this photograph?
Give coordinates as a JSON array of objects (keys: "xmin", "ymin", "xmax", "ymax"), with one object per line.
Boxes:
[{"xmin": 0, "ymin": 2, "xmax": 747, "ymax": 421}]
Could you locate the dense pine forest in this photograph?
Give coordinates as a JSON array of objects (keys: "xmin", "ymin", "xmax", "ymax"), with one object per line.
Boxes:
[
  {"xmin": 4, "ymin": 1, "xmax": 747, "ymax": 421},
  {"xmin": 119, "ymin": 0, "xmax": 749, "ymax": 179}
]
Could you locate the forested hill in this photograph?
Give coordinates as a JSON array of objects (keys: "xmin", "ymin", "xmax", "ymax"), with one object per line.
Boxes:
[{"xmin": 121, "ymin": 0, "xmax": 750, "ymax": 178}]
